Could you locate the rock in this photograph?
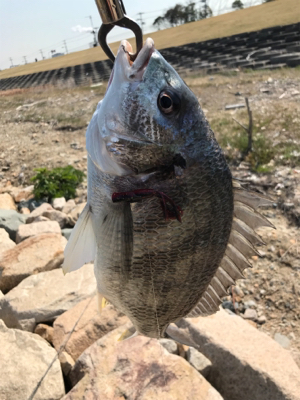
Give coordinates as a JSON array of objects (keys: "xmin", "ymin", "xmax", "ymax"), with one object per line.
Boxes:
[
  {"xmin": 0, "ymin": 228, "xmax": 16, "ymax": 255},
  {"xmin": 52, "ymin": 197, "xmax": 66, "ymax": 211},
  {"xmin": 0, "ymin": 209, "xmax": 27, "ymax": 241},
  {"xmin": 257, "ymin": 315, "xmax": 267, "ymax": 324},
  {"xmin": 0, "ymin": 193, "xmax": 16, "ymax": 210},
  {"xmin": 0, "ymin": 233, "xmax": 67, "ymax": 293},
  {"xmin": 243, "ymin": 308, "xmax": 257, "ymax": 321},
  {"xmin": 34, "ymin": 323, "xmax": 54, "ymax": 344},
  {"xmin": 20, "ymin": 207, "xmax": 30, "ymax": 214},
  {"xmin": 0, "ymin": 264, "xmax": 96, "ymax": 331},
  {"xmin": 64, "ymin": 324, "xmax": 224, "ymax": 400},
  {"xmin": 187, "ymin": 347, "xmax": 212, "ymax": 378},
  {"xmin": 62, "ymin": 228, "xmax": 73, "ymax": 240},
  {"xmin": 244, "ymin": 300, "xmax": 257, "ymax": 309},
  {"xmin": 274, "ymin": 333, "xmax": 290, "ymax": 349},
  {"xmin": 62, "ymin": 199, "xmax": 76, "ymax": 215},
  {"xmin": 68, "ymin": 202, "xmax": 86, "ymax": 226},
  {"xmin": 16, "ymin": 220, "xmax": 61, "ymax": 243},
  {"xmin": 42, "ymin": 209, "xmax": 69, "ymax": 228},
  {"xmin": 30, "ymin": 215, "xmax": 50, "ymax": 222},
  {"xmin": 10, "ymin": 185, "xmax": 34, "ymax": 202},
  {"xmin": 19, "ymin": 198, "xmax": 45, "ymax": 212},
  {"xmin": 222, "ymin": 300, "xmax": 235, "ymax": 313},
  {"xmin": 290, "ymin": 350, "xmax": 300, "ymax": 369},
  {"xmin": 233, "ymin": 286, "xmax": 244, "ymax": 298},
  {"xmin": 177, "ymin": 309, "xmax": 300, "ymax": 400},
  {"xmin": 225, "ymin": 103, "xmax": 245, "ymax": 110},
  {"xmin": 159, "ymin": 338, "xmax": 178, "ymax": 355},
  {"xmin": 0, "ymin": 319, "xmax": 65, "ymax": 400},
  {"xmin": 59, "ymin": 351, "xmax": 75, "ymax": 376},
  {"xmin": 26, "ymin": 203, "xmax": 53, "ymax": 224},
  {"xmin": 53, "ymin": 295, "xmax": 128, "ymax": 361}
]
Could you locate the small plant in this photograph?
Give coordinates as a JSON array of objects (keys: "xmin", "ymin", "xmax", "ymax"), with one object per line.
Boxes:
[{"xmin": 31, "ymin": 165, "xmax": 85, "ymax": 202}]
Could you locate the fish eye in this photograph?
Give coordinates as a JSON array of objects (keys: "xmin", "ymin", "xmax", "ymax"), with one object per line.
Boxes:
[{"xmin": 158, "ymin": 90, "xmax": 181, "ymax": 115}]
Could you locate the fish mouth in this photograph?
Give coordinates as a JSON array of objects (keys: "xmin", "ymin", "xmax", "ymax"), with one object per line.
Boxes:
[{"xmin": 107, "ymin": 38, "xmax": 155, "ymax": 91}]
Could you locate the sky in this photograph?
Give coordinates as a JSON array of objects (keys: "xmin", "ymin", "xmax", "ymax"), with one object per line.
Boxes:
[{"xmin": 0, "ymin": 0, "xmax": 261, "ymax": 71}]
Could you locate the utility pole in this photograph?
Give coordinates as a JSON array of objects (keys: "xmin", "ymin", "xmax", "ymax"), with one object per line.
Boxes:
[
  {"xmin": 86, "ymin": 15, "xmax": 94, "ymax": 28},
  {"xmin": 9, "ymin": 57, "xmax": 13, "ymax": 67},
  {"xmin": 40, "ymin": 49, "xmax": 44, "ymax": 59},
  {"xmin": 63, "ymin": 40, "xmax": 68, "ymax": 54},
  {"xmin": 86, "ymin": 15, "xmax": 98, "ymax": 47},
  {"xmin": 23, "ymin": 56, "xmax": 27, "ymax": 64},
  {"xmin": 137, "ymin": 12, "xmax": 145, "ymax": 34}
]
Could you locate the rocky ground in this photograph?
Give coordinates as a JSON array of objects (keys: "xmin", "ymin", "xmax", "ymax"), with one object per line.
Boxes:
[{"xmin": 0, "ymin": 67, "xmax": 299, "ymax": 399}]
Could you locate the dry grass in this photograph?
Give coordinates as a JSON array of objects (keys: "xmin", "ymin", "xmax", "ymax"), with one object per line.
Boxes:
[{"xmin": 1, "ymin": 0, "xmax": 299, "ymax": 80}]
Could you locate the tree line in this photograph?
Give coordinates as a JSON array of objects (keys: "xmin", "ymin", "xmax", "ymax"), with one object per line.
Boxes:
[{"xmin": 153, "ymin": 0, "xmax": 276, "ymax": 28}]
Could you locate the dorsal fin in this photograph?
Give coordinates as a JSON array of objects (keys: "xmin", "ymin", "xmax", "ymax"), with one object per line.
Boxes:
[{"xmin": 186, "ymin": 182, "xmax": 274, "ymax": 318}]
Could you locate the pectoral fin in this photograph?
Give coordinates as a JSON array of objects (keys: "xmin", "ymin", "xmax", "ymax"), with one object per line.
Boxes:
[{"xmin": 63, "ymin": 203, "xmax": 96, "ymax": 274}]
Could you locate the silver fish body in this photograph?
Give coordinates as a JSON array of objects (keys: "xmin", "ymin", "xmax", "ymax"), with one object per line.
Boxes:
[{"xmin": 63, "ymin": 38, "xmax": 273, "ymax": 340}]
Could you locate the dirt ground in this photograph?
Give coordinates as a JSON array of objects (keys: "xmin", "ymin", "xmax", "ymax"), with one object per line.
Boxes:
[{"xmin": 0, "ymin": 67, "xmax": 299, "ymax": 353}]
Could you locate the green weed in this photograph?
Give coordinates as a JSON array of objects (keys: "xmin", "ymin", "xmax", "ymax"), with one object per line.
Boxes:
[{"xmin": 31, "ymin": 165, "xmax": 85, "ymax": 202}]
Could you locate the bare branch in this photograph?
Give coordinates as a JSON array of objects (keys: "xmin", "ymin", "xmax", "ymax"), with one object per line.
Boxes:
[{"xmin": 245, "ymin": 97, "xmax": 253, "ymax": 155}]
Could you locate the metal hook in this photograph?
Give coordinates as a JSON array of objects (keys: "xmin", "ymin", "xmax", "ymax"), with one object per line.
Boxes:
[{"xmin": 95, "ymin": 0, "xmax": 143, "ymax": 63}]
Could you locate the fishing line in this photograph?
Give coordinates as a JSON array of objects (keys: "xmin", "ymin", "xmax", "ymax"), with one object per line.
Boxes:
[{"xmin": 27, "ymin": 295, "xmax": 94, "ymax": 400}]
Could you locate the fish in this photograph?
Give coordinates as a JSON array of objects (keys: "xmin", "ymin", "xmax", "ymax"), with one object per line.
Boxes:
[{"xmin": 63, "ymin": 38, "xmax": 274, "ymax": 344}]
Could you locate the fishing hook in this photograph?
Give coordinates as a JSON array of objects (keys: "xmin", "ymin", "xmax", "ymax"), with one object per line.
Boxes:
[{"xmin": 95, "ymin": 0, "xmax": 143, "ymax": 63}]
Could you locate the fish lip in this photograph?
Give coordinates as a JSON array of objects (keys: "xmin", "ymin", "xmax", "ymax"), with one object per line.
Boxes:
[{"xmin": 117, "ymin": 38, "xmax": 155, "ymax": 82}]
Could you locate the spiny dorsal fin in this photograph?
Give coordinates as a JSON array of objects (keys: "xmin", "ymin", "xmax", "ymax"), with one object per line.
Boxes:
[{"xmin": 186, "ymin": 182, "xmax": 274, "ymax": 318}]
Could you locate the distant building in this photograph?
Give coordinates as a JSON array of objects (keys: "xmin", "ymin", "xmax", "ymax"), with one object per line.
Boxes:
[{"xmin": 52, "ymin": 53, "xmax": 64, "ymax": 58}]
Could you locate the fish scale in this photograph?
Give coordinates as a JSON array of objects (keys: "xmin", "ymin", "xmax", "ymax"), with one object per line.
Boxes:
[{"xmin": 63, "ymin": 38, "xmax": 274, "ymax": 344}]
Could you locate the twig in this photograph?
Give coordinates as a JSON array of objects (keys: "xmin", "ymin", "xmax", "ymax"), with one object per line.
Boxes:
[
  {"xmin": 245, "ymin": 97, "xmax": 253, "ymax": 155},
  {"xmin": 231, "ymin": 97, "xmax": 253, "ymax": 158},
  {"xmin": 232, "ymin": 117, "xmax": 248, "ymax": 132}
]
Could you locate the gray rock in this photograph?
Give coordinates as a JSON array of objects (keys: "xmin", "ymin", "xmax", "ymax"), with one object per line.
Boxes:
[
  {"xmin": 159, "ymin": 338, "xmax": 178, "ymax": 354},
  {"xmin": 187, "ymin": 347, "xmax": 212, "ymax": 378},
  {"xmin": 177, "ymin": 309, "xmax": 300, "ymax": 400},
  {"xmin": 0, "ymin": 320, "xmax": 65, "ymax": 400},
  {"xmin": 274, "ymin": 333, "xmax": 290, "ymax": 349},
  {"xmin": 62, "ymin": 228, "xmax": 73, "ymax": 240},
  {"xmin": 0, "ymin": 209, "xmax": 27, "ymax": 241},
  {"xmin": 16, "ymin": 220, "xmax": 61, "ymax": 243},
  {"xmin": 0, "ymin": 264, "xmax": 96, "ymax": 331},
  {"xmin": 243, "ymin": 308, "xmax": 257, "ymax": 321}
]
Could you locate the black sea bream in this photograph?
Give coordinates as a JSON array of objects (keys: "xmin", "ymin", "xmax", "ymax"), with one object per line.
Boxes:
[{"xmin": 63, "ymin": 38, "xmax": 273, "ymax": 341}]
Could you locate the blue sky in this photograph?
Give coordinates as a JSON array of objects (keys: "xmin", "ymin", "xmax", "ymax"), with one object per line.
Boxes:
[{"xmin": 0, "ymin": 0, "xmax": 261, "ymax": 70}]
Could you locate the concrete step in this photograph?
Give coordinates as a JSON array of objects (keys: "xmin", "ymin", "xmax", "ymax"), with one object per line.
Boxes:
[{"xmin": 270, "ymin": 52, "xmax": 300, "ymax": 64}]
